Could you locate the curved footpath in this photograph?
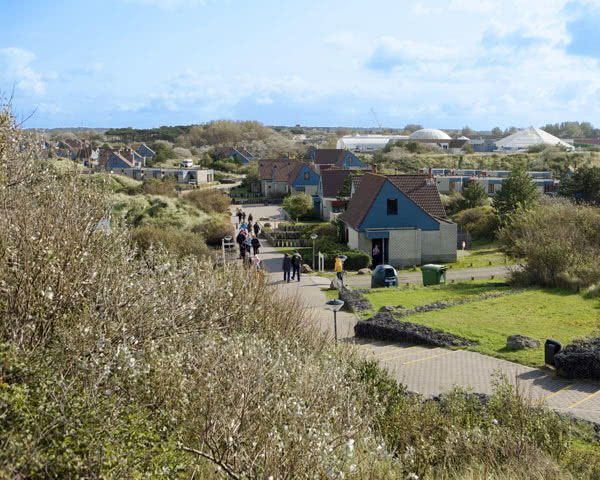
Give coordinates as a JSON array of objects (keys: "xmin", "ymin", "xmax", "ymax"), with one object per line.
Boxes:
[{"xmin": 230, "ymin": 205, "xmax": 600, "ymax": 424}]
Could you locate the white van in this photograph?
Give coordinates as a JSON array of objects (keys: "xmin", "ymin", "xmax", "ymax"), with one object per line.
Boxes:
[{"xmin": 181, "ymin": 159, "xmax": 193, "ymax": 168}]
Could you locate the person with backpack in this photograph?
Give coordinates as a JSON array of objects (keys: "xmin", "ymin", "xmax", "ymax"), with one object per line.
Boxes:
[
  {"xmin": 291, "ymin": 250, "xmax": 302, "ymax": 282},
  {"xmin": 251, "ymin": 235, "xmax": 261, "ymax": 255},
  {"xmin": 282, "ymin": 253, "xmax": 291, "ymax": 282}
]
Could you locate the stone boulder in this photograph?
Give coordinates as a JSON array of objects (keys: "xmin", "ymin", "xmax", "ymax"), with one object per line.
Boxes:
[
  {"xmin": 506, "ymin": 335, "xmax": 540, "ymax": 350},
  {"xmin": 330, "ymin": 278, "xmax": 343, "ymax": 290},
  {"xmin": 357, "ymin": 268, "xmax": 371, "ymax": 275},
  {"xmin": 339, "ymin": 287, "xmax": 373, "ymax": 313},
  {"xmin": 301, "ymin": 264, "xmax": 313, "ymax": 273}
]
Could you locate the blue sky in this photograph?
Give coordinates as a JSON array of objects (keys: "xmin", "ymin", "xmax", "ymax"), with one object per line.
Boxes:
[{"xmin": 1, "ymin": 0, "xmax": 600, "ymax": 129}]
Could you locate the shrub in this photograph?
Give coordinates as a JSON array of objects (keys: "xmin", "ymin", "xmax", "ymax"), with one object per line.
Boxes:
[
  {"xmin": 283, "ymin": 193, "xmax": 313, "ymax": 220},
  {"xmin": 498, "ymin": 197, "xmax": 600, "ymax": 289},
  {"xmin": 132, "ymin": 226, "xmax": 209, "ymax": 258},
  {"xmin": 184, "ymin": 188, "xmax": 231, "ymax": 214},
  {"xmin": 192, "ymin": 217, "xmax": 234, "ymax": 246},
  {"xmin": 452, "ymin": 206, "xmax": 498, "ymax": 240}
]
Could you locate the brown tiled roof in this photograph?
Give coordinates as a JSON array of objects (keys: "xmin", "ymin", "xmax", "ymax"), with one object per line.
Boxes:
[
  {"xmin": 258, "ymin": 160, "xmax": 301, "ymax": 182},
  {"xmin": 321, "ymin": 169, "xmax": 352, "ymax": 198},
  {"xmin": 351, "ymin": 175, "xmax": 364, "ymax": 192},
  {"xmin": 387, "ymin": 175, "xmax": 447, "ymax": 218},
  {"xmin": 286, "ymin": 162, "xmax": 304, "ymax": 186},
  {"xmin": 340, "ymin": 174, "xmax": 387, "ymax": 230},
  {"xmin": 340, "ymin": 174, "xmax": 447, "ymax": 230},
  {"xmin": 313, "ymin": 149, "xmax": 349, "ymax": 165}
]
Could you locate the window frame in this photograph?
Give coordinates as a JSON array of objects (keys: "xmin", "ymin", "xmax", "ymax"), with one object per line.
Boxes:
[{"xmin": 387, "ymin": 198, "xmax": 398, "ymax": 215}]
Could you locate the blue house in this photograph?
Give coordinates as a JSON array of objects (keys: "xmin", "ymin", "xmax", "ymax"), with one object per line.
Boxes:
[
  {"xmin": 137, "ymin": 143, "xmax": 155, "ymax": 160},
  {"xmin": 105, "ymin": 152, "xmax": 134, "ymax": 171},
  {"xmin": 288, "ymin": 163, "xmax": 320, "ymax": 195},
  {"xmin": 308, "ymin": 149, "xmax": 368, "ymax": 173},
  {"xmin": 215, "ymin": 147, "xmax": 252, "ymax": 164},
  {"xmin": 340, "ymin": 174, "xmax": 457, "ymax": 267}
]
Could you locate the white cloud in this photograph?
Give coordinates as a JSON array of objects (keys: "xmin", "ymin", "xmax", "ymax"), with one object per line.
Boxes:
[{"xmin": 0, "ymin": 47, "xmax": 46, "ymax": 95}]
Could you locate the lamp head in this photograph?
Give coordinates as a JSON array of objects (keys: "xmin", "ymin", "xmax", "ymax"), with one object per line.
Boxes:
[
  {"xmin": 325, "ymin": 299, "xmax": 344, "ymax": 312},
  {"xmin": 310, "ymin": 233, "xmax": 318, "ymax": 240}
]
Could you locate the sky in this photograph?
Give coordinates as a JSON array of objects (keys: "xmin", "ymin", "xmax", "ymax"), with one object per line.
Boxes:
[{"xmin": 1, "ymin": 0, "xmax": 600, "ymax": 129}]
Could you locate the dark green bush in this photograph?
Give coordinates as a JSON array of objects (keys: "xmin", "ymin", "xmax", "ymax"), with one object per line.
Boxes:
[
  {"xmin": 192, "ymin": 217, "xmax": 234, "ymax": 246},
  {"xmin": 452, "ymin": 206, "xmax": 498, "ymax": 240}
]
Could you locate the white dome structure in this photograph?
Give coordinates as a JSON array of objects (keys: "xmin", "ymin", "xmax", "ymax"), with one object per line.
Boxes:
[
  {"xmin": 495, "ymin": 127, "xmax": 574, "ymax": 151},
  {"xmin": 409, "ymin": 128, "xmax": 452, "ymax": 140}
]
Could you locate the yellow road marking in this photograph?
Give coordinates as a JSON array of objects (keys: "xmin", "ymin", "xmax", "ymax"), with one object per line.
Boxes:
[
  {"xmin": 543, "ymin": 384, "xmax": 571, "ymax": 402},
  {"xmin": 372, "ymin": 346, "xmax": 418, "ymax": 358},
  {"xmin": 400, "ymin": 350, "xmax": 459, "ymax": 365},
  {"xmin": 380, "ymin": 347, "xmax": 443, "ymax": 362},
  {"xmin": 568, "ymin": 388, "xmax": 600, "ymax": 409}
]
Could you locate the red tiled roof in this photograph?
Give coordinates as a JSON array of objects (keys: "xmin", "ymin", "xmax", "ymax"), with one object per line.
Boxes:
[
  {"xmin": 258, "ymin": 160, "xmax": 301, "ymax": 182},
  {"xmin": 340, "ymin": 174, "xmax": 387, "ymax": 230},
  {"xmin": 321, "ymin": 169, "xmax": 352, "ymax": 198},
  {"xmin": 387, "ymin": 175, "xmax": 447, "ymax": 218},
  {"xmin": 313, "ymin": 149, "xmax": 349, "ymax": 165},
  {"xmin": 340, "ymin": 174, "xmax": 447, "ymax": 230}
]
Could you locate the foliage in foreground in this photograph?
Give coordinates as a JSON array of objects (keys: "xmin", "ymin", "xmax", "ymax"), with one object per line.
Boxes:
[{"xmin": 1, "ymin": 106, "xmax": 599, "ymax": 478}]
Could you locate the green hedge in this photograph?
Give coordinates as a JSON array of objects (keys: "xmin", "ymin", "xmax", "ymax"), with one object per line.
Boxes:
[{"xmin": 297, "ymin": 246, "xmax": 371, "ymax": 270}]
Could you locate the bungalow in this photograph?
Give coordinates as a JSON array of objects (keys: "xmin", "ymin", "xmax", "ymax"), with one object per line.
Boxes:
[
  {"xmin": 214, "ymin": 147, "xmax": 253, "ymax": 164},
  {"xmin": 340, "ymin": 174, "xmax": 457, "ymax": 267},
  {"xmin": 105, "ymin": 151, "xmax": 135, "ymax": 171},
  {"xmin": 137, "ymin": 143, "xmax": 155, "ymax": 160},
  {"xmin": 307, "ymin": 149, "xmax": 368, "ymax": 174},
  {"xmin": 258, "ymin": 160, "xmax": 300, "ymax": 197},
  {"xmin": 287, "ymin": 162, "xmax": 320, "ymax": 195},
  {"xmin": 318, "ymin": 169, "xmax": 353, "ymax": 221}
]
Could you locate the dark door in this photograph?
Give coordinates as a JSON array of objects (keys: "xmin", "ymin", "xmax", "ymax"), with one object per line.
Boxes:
[{"xmin": 371, "ymin": 238, "xmax": 389, "ymax": 266}]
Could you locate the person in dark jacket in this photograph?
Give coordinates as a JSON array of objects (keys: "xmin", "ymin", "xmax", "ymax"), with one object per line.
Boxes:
[
  {"xmin": 251, "ymin": 236, "xmax": 261, "ymax": 255},
  {"xmin": 282, "ymin": 253, "xmax": 292, "ymax": 282},
  {"xmin": 236, "ymin": 231, "xmax": 246, "ymax": 258},
  {"xmin": 291, "ymin": 250, "xmax": 302, "ymax": 282},
  {"xmin": 248, "ymin": 213, "xmax": 253, "ymax": 223},
  {"xmin": 253, "ymin": 222, "xmax": 260, "ymax": 236},
  {"xmin": 236, "ymin": 210, "xmax": 243, "ymax": 225},
  {"xmin": 247, "ymin": 221, "xmax": 253, "ymax": 234}
]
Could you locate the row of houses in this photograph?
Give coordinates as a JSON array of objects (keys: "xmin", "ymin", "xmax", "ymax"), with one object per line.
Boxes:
[
  {"xmin": 256, "ymin": 149, "xmax": 457, "ymax": 267},
  {"xmin": 105, "ymin": 166, "xmax": 214, "ymax": 185},
  {"xmin": 417, "ymin": 168, "xmax": 558, "ymax": 196}
]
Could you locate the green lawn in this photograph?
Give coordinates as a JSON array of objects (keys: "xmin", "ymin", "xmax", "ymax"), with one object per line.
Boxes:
[
  {"xmin": 396, "ymin": 240, "xmax": 514, "ymax": 273},
  {"xmin": 366, "ymin": 286, "xmax": 598, "ymax": 366},
  {"xmin": 358, "ymin": 279, "xmax": 513, "ymax": 312}
]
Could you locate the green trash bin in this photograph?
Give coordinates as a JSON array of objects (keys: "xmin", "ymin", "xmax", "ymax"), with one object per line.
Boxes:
[
  {"xmin": 371, "ymin": 265, "xmax": 398, "ymax": 288},
  {"xmin": 420, "ymin": 264, "xmax": 447, "ymax": 286}
]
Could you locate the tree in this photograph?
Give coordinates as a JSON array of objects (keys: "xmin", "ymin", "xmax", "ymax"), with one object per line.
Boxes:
[
  {"xmin": 403, "ymin": 124, "xmax": 423, "ymax": 134},
  {"xmin": 491, "ymin": 127, "xmax": 503, "ymax": 137},
  {"xmin": 493, "ymin": 167, "xmax": 538, "ymax": 219},
  {"xmin": 459, "ymin": 181, "xmax": 487, "ymax": 210},
  {"xmin": 461, "ymin": 126, "xmax": 473, "ymax": 137},
  {"xmin": 558, "ymin": 166, "xmax": 600, "ymax": 204},
  {"xmin": 463, "ymin": 144, "xmax": 475, "ymax": 154},
  {"xmin": 336, "ymin": 174, "xmax": 352, "ymax": 200},
  {"xmin": 283, "ymin": 193, "xmax": 313, "ymax": 220}
]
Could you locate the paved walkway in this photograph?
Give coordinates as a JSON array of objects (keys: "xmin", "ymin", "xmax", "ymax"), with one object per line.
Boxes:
[{"xmin": 230, "ymin": 205, "xmax": 600, "ymax": 424}]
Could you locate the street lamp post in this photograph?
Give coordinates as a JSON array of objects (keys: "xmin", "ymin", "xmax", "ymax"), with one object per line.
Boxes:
[
  {"xmin": 310, "ymin": 233, "xmax": 318, "ymax": 269},
  {"xmin": 325, "ymin": 299, "xmax": 344, "ymax": 342},
  {"xmin": 223, "ymin": 235, "xmax": 232, "ymax": 266}
]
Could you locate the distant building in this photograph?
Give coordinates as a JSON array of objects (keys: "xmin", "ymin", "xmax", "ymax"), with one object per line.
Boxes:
[
  {"xmin": 495, "ymin": 127, "xmax": 574, "ymax": 151},
  {"xmin": 317, "ymin": 169, "xmax": 354, "ymax": 221},
  {"xmin": 340, "ymin": 173, "xmax": 456, "ymax": 267},
  {"xmin": 137, "ymin": 143, "xmax": 155, "ymax": 160},
  {"xmin": 336, "ymin": 135, "xmax": 408, "ymax": 152},
  {"xmin": 307, "ymin": 149, "xmax": 369, "ymax": 174},
  {"xmin": 106, "ymin": 166, "xmax": 214, "ymax": 185},
  {"xmin": 214, "ymin": 147, "xmax": 253, "ymax": 164}
]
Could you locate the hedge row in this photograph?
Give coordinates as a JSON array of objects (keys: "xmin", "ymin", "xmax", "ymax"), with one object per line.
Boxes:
[{"xmin": 294, "ymin": 247, "xmax": 371, "ymax": 270}]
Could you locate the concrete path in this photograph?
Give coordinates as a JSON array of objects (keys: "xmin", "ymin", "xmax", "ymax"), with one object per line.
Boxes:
[{"xmin": 230, "ymin": 205, "xmax": 600, "ymax": 424}]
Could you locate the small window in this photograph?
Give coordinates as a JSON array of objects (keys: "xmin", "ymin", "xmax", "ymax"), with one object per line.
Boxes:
[
  {"xmin": 387, "ymin": 199, "xmax": 398, "ymax": 215},
  {"xmin": 304, "ymin": 171, "xmax": 310, "ymax": 180},
  {"xmin": 488, "ymin": 183, "xmax": 494, "ymax": 194}
]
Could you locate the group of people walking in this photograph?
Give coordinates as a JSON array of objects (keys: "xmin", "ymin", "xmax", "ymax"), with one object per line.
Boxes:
[
  {"xmin": 236, "ymin": 210, "xmax": 262, "ymax": 269},
  {"xmin": 282, "ymin": 251, "xmax": 303, "ymax": 282}
]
